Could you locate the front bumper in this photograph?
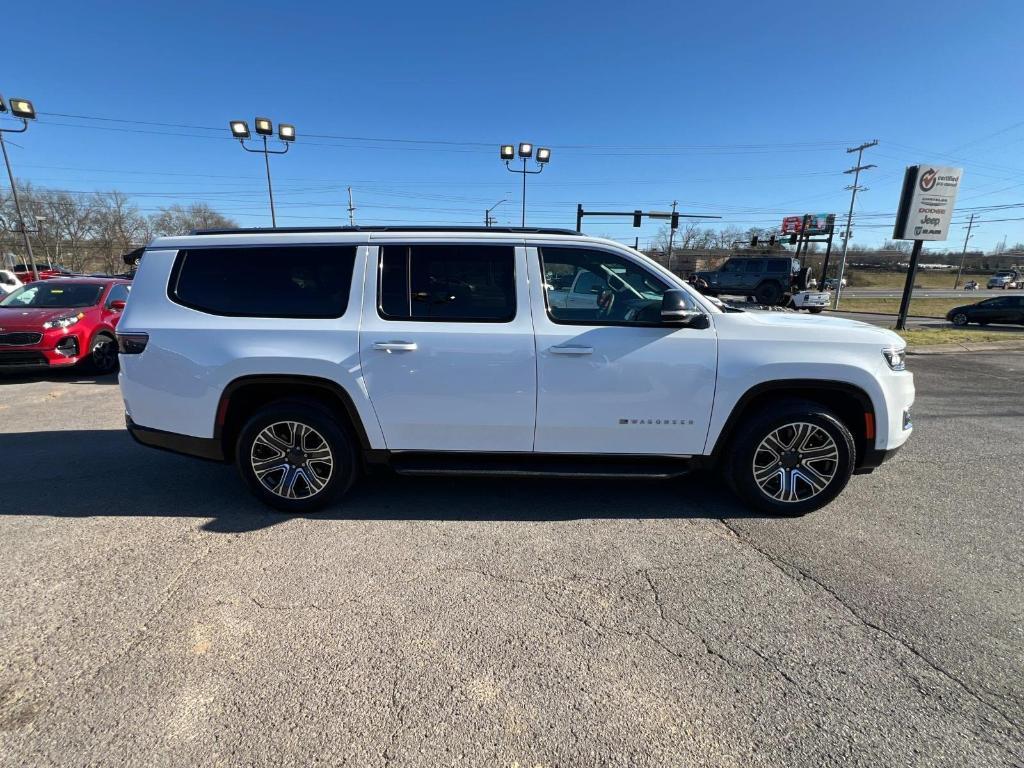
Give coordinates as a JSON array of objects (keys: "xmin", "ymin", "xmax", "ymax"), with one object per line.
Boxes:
[{"xmin": 0, "ymin": 331, "xmax": 84, "ymax": 369}]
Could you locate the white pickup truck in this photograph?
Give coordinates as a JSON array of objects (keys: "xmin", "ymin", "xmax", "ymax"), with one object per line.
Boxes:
[{"xmin": 118, "ymin": 226, "xmax": 914, "ymax": 517}]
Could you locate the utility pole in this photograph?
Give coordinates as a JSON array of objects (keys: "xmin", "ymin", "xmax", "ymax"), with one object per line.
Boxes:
[
  {"xmin": 833, "ymin": 140, "xmax": 878, "ymax": 309},
  {"xmin": 0, "ymin": 128, "xmax": 40, "ymax": 281},
  {"xmin": 666, "ymin": 200, "xmax": 678, "ymax": 271},
  {"xmin": 347, "ymin": 187, "xmax": 356, "ymax": 226},
  {"xmin": 954, "ymin": 213, "xmax": 976, "ymax": 289}
]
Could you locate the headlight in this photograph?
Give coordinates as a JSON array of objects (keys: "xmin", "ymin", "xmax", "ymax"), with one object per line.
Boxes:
[
  {"xmin": 43, "ymin": 313, "xmax": 83, "ymax": 330},
  {"xmin": 882, "ymin": 346, "xmax": 906, "ymax": 371}
]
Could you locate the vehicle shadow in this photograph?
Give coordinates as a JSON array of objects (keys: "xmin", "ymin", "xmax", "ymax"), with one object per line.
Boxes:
[
  {"xmin": 0, "ymin": 370, "xmax": 119, "ymax": 386},
  {"xmin": 0, "ymin": 430, "xmax": 760, "ymax": 533}
]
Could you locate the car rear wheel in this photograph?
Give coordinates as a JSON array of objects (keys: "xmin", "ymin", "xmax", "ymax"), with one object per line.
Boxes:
[
  {"xmin": 754, "ymin": 281, "xmax": 783, "ymax": 305},
  {"xmin": 724, "ymin": 400, "xmax": 855, "ymax": 516},
  {"xmin": 952, "ymin": 312, "xmax": 969, "ymax": 326},
  {"xmin": 236, "ymin": 400, "xmax": 357, "ymax": 513}
]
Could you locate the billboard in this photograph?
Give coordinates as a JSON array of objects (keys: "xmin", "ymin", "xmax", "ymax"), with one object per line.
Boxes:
[
  {"xmin": 781, "ymin": 216, "xmax": 803, "ymax": 234},
  {"xmin": 781, "ymin": 213, "xmax": 835, "ymax": 235},
  {"xmin": 893, "ymin": 165, "xmax": 963, "ymax": 241},
  {"xmin": 803, "ymin": 213, "xmax": 835, "ymax": 235}
]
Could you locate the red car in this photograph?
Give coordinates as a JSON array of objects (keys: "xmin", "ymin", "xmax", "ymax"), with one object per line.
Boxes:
[
  {"xmin": 10, "ymin": 264, "xmax": 78, "ymax": 284},
  {"xmin": 0, "ymin": 278, "xmax": 131, "ymax": 373}
]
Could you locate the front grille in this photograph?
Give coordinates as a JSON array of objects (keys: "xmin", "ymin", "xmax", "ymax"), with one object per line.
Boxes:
[
  {"xmin": 0, "ymin": 351, "xmax": 48, "ymax": 367},
  {"xmin": 0, "ymin": 332, "xmax": 42, "ymax": 346}
]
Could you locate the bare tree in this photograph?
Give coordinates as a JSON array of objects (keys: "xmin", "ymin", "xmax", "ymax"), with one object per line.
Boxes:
[{"xmin": 150, "ymin": 203, "xmax": 237, "ymax": 236}]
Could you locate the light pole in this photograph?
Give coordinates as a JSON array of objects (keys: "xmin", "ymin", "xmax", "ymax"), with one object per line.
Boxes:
[
  {"xmin": 500, "ymin": 143, "xmax": 550, "ymax": 226},
  {"xmin": 229, "ymin": 118, "xmax": 296, "ymax": 227},
  {"xmin": 485, "ymin": 198, "xmax": 508, "ymax": 227},
  {"xmin": 0, "ymin": 95, "xmax": 40, "ymax": 281}
]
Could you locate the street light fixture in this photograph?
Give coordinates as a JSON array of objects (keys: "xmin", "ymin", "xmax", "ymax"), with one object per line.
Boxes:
[
  {"xmin": 229, "ymin": 115, "xmax": 295, "ymax": 227},
  {"xmin": 0, "ymin": 94, "xmax": 41, "ymax": 280},
  {"xmin": 501, "ymin": 141, "xmax": 550, "ymax": 227},
  {"xmin": 485, "ymin": 198, "xmax": 509, "ymax": 227},
  {"xmin": 8, "ymin": 99, "xmax": 36, "ymax": 120}
]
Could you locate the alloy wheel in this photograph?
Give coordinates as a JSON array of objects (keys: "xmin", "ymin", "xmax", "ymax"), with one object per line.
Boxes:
[
  {"xmin": 752, "ymin": 422, "xmax": 839, "ymax": 503},
  {"xmin": 250, "ymin": 421, "xmax": 334, "ymax": 500},
  {"xmin": 92, "ymin": 337, "xmax": 118, "ymax": 372}
]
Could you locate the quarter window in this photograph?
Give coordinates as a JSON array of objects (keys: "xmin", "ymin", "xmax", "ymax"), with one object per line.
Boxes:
[
  {"xmin": 540, "ymin": 246, "xmax": 683, "ymax": 325},
  {"xmin": 170, "ymin": 246, "xmax": 356, "ymax": 318},
  {"xmin": 767, "ymin": 259, "xmax": 790, "ymax": 273},
  {"xmin": 378, "ymin": 244, "xmax": 516, "ymax": 322}
]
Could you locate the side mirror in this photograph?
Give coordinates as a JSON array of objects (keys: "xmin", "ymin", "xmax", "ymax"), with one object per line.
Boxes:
[
  {"xmin": 661, "ymin": 289, "xmax": 708, "ymax": 328},
  {"xmin": 109, "ymin": 299, "xmax": 127, "ymax": 311}
]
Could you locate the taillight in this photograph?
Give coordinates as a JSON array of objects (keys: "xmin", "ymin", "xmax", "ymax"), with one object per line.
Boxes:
[{"xmin": 116, "ymin": 332, "xmax": 149, "ymax": 354}]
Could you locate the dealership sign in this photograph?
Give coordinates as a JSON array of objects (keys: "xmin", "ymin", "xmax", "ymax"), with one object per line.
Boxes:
[
  {"xmin": 893, "ymin": 165, "xmax": 963, "ymax": 241},
  {"xmin": 781, "ymin": 213, "xmax": 835, "ymax": 235}
]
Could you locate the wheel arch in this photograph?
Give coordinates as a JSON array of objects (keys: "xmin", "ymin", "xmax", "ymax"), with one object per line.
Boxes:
[
  {"xmin": 708, "ymin": 379, "xmax": 875, "ymax": 470},
  {"xmin": 216, "ymin": 374, "xmax": 372, "ymax": 463}
]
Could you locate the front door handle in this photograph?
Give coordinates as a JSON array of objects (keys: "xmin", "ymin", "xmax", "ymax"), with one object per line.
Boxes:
[
  {"xmin": 373, "ymin": 340, "xmax": 418, "ymax": 352},
  {"xmin": 549, "ymin": 345, "xmax": 593, "ymax": 355}
]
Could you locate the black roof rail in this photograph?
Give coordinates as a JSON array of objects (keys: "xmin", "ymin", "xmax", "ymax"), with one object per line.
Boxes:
[{"xmin": 188, "ymin": 225, "xmax": 583, "ymax": 236}]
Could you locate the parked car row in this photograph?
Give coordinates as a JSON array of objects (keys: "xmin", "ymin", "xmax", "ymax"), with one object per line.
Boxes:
[{"xmin": 0, "ymin": 277, "xmax": 131, "ymax": 373}]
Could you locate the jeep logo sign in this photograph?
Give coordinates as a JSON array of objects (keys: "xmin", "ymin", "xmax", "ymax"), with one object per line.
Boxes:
[{"xmin": 893, "ymin": 165, "xmax": 962, "ymax": 241}]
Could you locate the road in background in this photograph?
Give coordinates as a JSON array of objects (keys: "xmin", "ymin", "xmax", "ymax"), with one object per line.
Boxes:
[
  {"xmin": 0, "ymin": 357, "xmax": 1021, "ymax": 766},
  {"xmin": 840, "ymin": 288, "xmax": 1011, "ymax": 299}
]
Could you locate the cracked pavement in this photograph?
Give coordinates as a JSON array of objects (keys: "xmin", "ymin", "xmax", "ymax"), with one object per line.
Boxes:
[{"xmin": 0, "ymin": 352, "xmax": 1022, "ymax": 766}]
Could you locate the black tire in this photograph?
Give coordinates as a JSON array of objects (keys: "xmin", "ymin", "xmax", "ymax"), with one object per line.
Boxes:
[
  {"xmin": 952, "ymin": 312, "xmax": 969, "ymax": 326},
  {"xmin": 85, "ymin": 333, "xmax": 119, "ymax": 374},
  {"xmin": 754, "ymin": 281, "xmax": 783, "ymax": 305},
  {"xmin": 723, "ymin": 399, "xmax": 856, "ymax": 516},
  {"xmin": 236, "ymin": 400, "xmax": 357, "ymax": 513},
  {"xmin": 808, "ymin": 307, "xmax": 824, "ymax": 314}
]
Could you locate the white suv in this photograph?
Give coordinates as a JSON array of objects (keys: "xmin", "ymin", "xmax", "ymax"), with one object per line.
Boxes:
[{"xmin": 117, "ymin": 227, "xmax": 914, "ymax": 516}]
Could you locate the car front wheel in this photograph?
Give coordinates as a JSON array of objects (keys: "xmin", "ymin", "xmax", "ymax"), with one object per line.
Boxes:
[
  {"xmin": 236, "ymin": 400, "xmax": 357, "ymax": 513},
  {"xmin": 952, "ymin": 312, "xmax": 969, "ymax": 326},
  {"xmin": 86, "ymin": 333, "xmax": 119, "ymax": 374},
  {"xmin": 724, "ymin": 400, "xmax": 856, "ymax": 516}
]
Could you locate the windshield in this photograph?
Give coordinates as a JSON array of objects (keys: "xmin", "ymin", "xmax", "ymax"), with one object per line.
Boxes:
[{"xmin": 0, "ymin": 283, "xmax": 103, "ymax": 309}]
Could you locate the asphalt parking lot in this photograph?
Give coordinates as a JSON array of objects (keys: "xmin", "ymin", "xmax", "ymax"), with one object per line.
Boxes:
[{"xmin": 1, "ymin": 355, "xmax": 1022, "ymax": 767}]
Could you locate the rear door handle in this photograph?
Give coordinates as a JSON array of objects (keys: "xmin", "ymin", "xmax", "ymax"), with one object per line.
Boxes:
[
  {"xmin": 373, "ymin": 340, "xmax": 418, "ymax": 352},
  {"xmin": 549, "ymin": 345, "xmax": 593, "ymax": 355}
]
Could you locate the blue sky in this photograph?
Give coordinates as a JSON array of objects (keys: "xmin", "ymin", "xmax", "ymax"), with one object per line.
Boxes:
[{"xmin": 3, "ymin": 0, "xmax": 1023, "ymax": 251}]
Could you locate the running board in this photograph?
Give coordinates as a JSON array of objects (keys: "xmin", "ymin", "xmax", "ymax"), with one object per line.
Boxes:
[{"xmin": 386, "ymin": 451, "xmax": 695, "ymax": 480}]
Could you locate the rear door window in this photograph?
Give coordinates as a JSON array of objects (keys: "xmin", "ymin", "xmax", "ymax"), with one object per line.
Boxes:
[
  {"xmin": 170, "ymin": 245, "xmax": 357, "ymax": 318},
  {"xmin": 378, "ymin": 244, "xmax": 516, "ymax": 322}
]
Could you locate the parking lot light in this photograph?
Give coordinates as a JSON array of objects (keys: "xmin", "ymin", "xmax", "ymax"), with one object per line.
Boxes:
[
  {"xmin": 0, "ymin": 92, "xmax": 41, "ymax": 281},
  {"xmin": 8, "ymin": 98, "xmax": 35, "ymax": 120},
  {"xmin": 230, "ymin": 115, "xmax": 296, "ymax": 227},
  {"xmin": 502, "ymin": 141, "xmax": 550, "ymax": 226}
]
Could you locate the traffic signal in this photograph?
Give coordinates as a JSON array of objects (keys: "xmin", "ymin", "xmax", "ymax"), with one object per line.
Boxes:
[
  {"xmin": 633, "ymin": 210, "xmax": 642, "ymax": 228},
  {"xmin": 670, "ymin": 211, "xmax": 679, "ymax": 229}
]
